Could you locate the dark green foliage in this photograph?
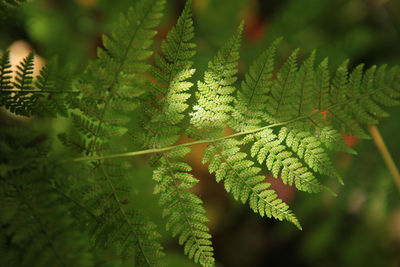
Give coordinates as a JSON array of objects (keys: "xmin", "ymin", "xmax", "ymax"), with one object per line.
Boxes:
[
  {"xmin": 0, "ymin": 51, "xmax": 13, "ymax": 91},
  {"xmin": 0, "ymin": 0, "xmax": 25, "ymax": 18},
  {"xmin": 0, "ymin": 51, "xmax": 76, "ymax": 117},
  {"xmin": 68, "ymin": 160, "xmax": 165, "ymax": 266},
  {"xmin": 0, "ymin": 125, "xmax": 93, "ymax": 267},
  {"xmin": 328, "ymin": 63, "xmax": 400, "ymax": 138},
  {"xmin": 1, "ymin": 52, "xmax": 36, "ymax": 116},
  {"xmin": 1, "ymin": 0, "xmax": 24, "ymax": 8},
  {"xmin": 58, "ymin": 0, "xmax": 167, "ymax": 265},
  {"xmin": 64, "ymin": 0, "xmax": 166, "ymax": 155}
]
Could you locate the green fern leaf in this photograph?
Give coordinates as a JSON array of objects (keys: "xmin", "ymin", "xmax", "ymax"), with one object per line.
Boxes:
[
  {"xmin": 0, "ymin": 51, "xmax": 12, "ymax": 91},
  {"xmin": 314, "ymin": 125, "xmax": 357, "ymax": 154},
  {"xmin": 3, "ymin": 52, "xmax": 36, "ymax": 116},
  {"xmin": 0, "ymin": 127, "xmax": 93, "ymax": 267},
  {"xmin": 325, "ymin": 62, "xmax": 400, "ymax": 139},
  {"xmin": 72, "ymin": 160, "xmax": 165, "ymax": 266},
  {"xmin": 250, "ymin": 128, "xmax": 324, "ymax": 193},
  {"xmin": 60, "ymin": 0, "xmax": 167, "ymax": 265},
  {"xmin": 314, "ymin": 57, "xmax": 330, "ymax": 111},
  {"xmin": 190, "ymin": 22, "xmax": 243, "ymax": 138},
  {"xmin": 67, "ymin": 0, "xmax": 166, "ymax": 154},
  {"xmin": 153, "ymin": 147, "xmax": 214, "ymax": 266},
  {"xmin": 294, "ymin": 50, "xmax": 316, "ymax": 117},
  {"xmin": 266, "ymin": 48, "xmax": 299, "ymax": 122},
  {"xmin": 0, "ymin": 52, "xmax": 75, "ymax": 117},
  {"xmin": 142, "ymin": 2, "xmax": 215, "ymax": 265},
  {"xmin": 230, "ymin": 38, "xmax": 281, "ymax": 131},
  {"xmin": 203, "ymin": 138, "xmax": 302, "ymax": 229},
  {"xmin": 279, "ymin": 124, "xmax": 342, "ymax": 184}
]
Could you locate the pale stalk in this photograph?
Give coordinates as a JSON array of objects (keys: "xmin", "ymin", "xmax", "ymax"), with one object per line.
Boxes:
[{"xmin": 368, "ymin": 124, "xmax": 400, "ymax": 191}]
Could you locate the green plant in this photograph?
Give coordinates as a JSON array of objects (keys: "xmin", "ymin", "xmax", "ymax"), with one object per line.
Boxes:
[{"xmin": 1, "ymin": 0, "xmax": 399, "ymax": 266}]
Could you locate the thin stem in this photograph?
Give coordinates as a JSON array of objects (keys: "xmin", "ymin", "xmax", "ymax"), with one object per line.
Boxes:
[
  {"xmin": 368, "ymin": 124, "xmax": 400, "ymax": 191},
  {"xmin": 74, "ymin": 117, "xmax": 304, "ymax": 162},
  {"xmin": 0, "ymin": 89, "xmax": 79, "ymax": 94},
  {"xmin": 74, "ymin": 92, "xmax": 377, "ymax": 162}
]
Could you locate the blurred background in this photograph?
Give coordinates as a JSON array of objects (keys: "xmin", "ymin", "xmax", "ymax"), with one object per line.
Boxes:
[{"xmin": 1, "ymin": 0, "xmax": 400, "ymax": 266}]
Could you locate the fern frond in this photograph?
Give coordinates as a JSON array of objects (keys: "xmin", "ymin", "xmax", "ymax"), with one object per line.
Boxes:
[
  {"xmin": 66, "ymin": 0, "xmax": 166, "ymax": 154},
  {"xmin": 141, "ymin": 2, "xmax": 215, "ymax": 265},
  {"xmin": 0, "ymin": 52, "xmax": 76, "ymax": 117},
  {"xmin": 143, "ymin": 69, "xmax": 195, "ymax": 148},
  {"xmin": 278, "ymin": 124, "xmax": 342, "ymax": 184},
  {"xmin": 156, "ymin": 0, "xmax": 195, "ymax": 83},
  {"xmin": 266, "ymin": 48, "xmax": 299, "ymax": 122},
  {"xmin": 0, "ymin": 126, "xmax": 93, "ymax": 267},
  {"xmin": 235, "ymin": 45, "xmax": 400, "ymax": 190},
  {"xmin": 314, "ymin": 125, "xmax": 357, "ymax": 154},
  {"xmin": 247, "ymin": 128, "xmax": 324, "ymax": 194},
  {"xmin": 320, "ymin": 62, "xmax": 400, "ymax": 139},
  {"xmin": 325, "ymin": 60, "xmax": 370, "ymax": 138},
  {"xmin": 2, "ymin": 52, "xmax": 36, "ymax": 116},
  {"xmin": 0, "ymin": 51, "xmax": 12, "ymax": 91},
  {"xmin": 190, "ymin": 22, "xmax": 243, "ymax": 138},
  {"xmin": 230, "ymin": 38, "xmax": 281, "ymax": 131},
  {"xmin": 140, "ymin": 0, "xmax": 196, "ymax": 148},
  {"xmin": 34, "ymin": 63, "xmax": 73, "ymax": 116},
  {"xmin": 13, "ymin": 52, "xmax": 35, "ymax": 91},
  {"xmin": 202, "ymin": 138, "xmax": 302, "ymax": 229},
  {"xmin": 153, "ymin": 147, "xmax": 214, "ymax": 266},
  {"xmin": 314, "ymin": 57, "xmax": 330, "ymax": 111},
  {"xmin": 95, "ymin": 163, "xmax": 164, "ymax": 265},
  {"xmin": 188, "ymin": 26, "xmax": 305, "ymax": 230},
  {"xmin": 67, "ymin": 159, "xmax": 165, "ymax": 266},
  {"xmin": 59, "ymin": 0, "xmax": 167, "ymax": 265},
  {"xmin": 294, "ymin": 50, "xmax": 316, "ymax": 117}
]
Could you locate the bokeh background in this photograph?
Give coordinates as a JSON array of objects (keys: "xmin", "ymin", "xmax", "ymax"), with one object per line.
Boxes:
[{"xmin": 1, "ymin": 0, "xmax": 400, "ymax": 266}]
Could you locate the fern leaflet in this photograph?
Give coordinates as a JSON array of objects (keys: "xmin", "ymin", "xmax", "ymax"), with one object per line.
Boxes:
[
  {"xmin": 189, "ymin": 22, "xmax": 244, "ymax": 138},
  {"xmin": 203, "ymin": 138, "xmax": 302, "ymax": 229},
  {"xmin": 0, "ymin": 51, "xmax": 75, "ymax": 117},
  {"xmin": 60, "ymin": 0, "xmax": 167, "ymax": 265},
  {"xmin": 141, "ymin": 1, "xmax": 215, "ymax": 265},
  {"xmin": 0, "ymin": 126, "xmax": 93, "ymax": 267},
  {"xmin": 230, "ymin": 38, "xmax": 281, "ymax": 131}
]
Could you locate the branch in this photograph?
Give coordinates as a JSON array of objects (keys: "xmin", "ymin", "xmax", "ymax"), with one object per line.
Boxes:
[
  {"xmin": 368, "ymin": 124, "xmax": 400, "ymax": 191},
  {"xmin": 0, "ymin": 89, "xmax": 79, "ymax": 94},
  {"xmin": 74, "ymin": 115, "xmax": 310, "ymax": 162}
]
